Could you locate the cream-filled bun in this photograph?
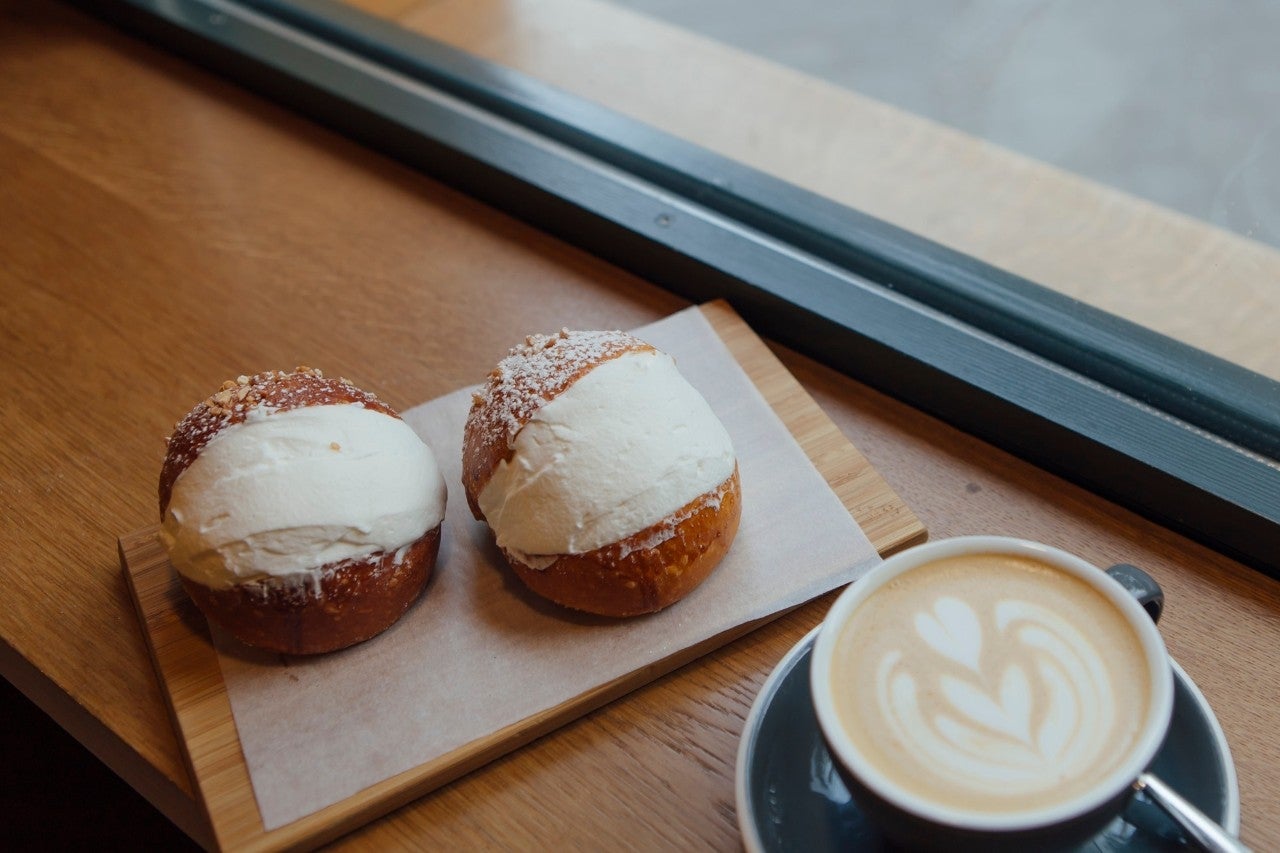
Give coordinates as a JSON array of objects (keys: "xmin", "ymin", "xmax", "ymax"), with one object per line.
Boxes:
[
  {"xmin": 159, "ymin": 367, "xmax": 446, "ymax": 654},
  {"xmin": 463, "ymin": 331, "xmax": 741, "ymax": 617}
]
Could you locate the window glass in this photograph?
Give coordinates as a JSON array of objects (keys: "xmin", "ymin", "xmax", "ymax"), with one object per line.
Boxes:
[{"xmin": 346, "ymin": 0, "xmax": 1280, "ymax": 381}]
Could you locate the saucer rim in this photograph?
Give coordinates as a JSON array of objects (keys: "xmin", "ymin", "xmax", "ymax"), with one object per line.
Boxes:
[{"xmin": 735, "ymin": 626, "xmax": 1241, "ymax": 852}]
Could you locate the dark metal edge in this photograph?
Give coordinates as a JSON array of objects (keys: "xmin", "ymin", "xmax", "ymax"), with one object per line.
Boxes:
[{"xmin": 70, "ymin": 0, "xmax": 1280, "ymax": 576}]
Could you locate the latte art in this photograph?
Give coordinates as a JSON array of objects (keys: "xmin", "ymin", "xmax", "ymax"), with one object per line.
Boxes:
[
  {"xmin": 879, "ymin": 597, "xmax": 1118, "ymax": 794},
  {"xmin": 831, "ymin": 554, "xmax": 1152, "ymax": 814}
]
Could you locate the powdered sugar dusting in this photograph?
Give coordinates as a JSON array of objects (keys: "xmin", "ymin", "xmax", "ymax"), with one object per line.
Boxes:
[
  {"xmin": 462, "ymin": 330, "xmax": 652, "ymax": 507},
  {"xmin": 473, "ymin": 330, "xmax": 645, "ymax": 447}
]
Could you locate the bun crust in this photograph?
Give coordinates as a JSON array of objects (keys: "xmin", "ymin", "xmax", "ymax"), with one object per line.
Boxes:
[
  {"xmin": 463, "ymin": 331, "xmax": 740, "ymax": 617},
  {"xmin": 504, "ymin": 468, "xmax": 740, "ymax": 618},
  {"xmin": 160, "ymin": 367, "xmax": 439, "ymax": 654},
  {"xmin": 180, "ymin": 526, "xmax": 440, "ymax": 655}
]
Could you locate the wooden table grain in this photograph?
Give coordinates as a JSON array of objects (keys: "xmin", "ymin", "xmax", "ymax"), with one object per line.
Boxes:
[{"xmin": 1, "ymin": 1, "xmax": 1276, "ymax": 850}]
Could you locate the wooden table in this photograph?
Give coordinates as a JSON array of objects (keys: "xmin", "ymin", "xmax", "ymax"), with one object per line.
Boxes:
[{"xmin": 2, "ymin": 1, "xmax": 1277, "ymax": 849}]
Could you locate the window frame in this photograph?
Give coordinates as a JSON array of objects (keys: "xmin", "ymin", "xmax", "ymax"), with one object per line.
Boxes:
[{"xmin": 80, "ymin": 0, "xmax": 1280, "ymax": 576}]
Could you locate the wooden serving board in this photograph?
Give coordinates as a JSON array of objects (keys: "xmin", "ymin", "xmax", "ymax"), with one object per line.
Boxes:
[{"xmin": 120, "ymin": 301, "xmax": 925, "ymax": 851}]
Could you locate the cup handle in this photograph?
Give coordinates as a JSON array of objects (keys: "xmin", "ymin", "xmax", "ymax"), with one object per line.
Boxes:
[{"xmin": 1106, "ymin": 564, "xmax": 1164, "ymax": 624}]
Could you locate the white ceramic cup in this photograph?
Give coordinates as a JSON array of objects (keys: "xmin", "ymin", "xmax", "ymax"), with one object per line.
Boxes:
[{"xmin": 810, "ymin": 536, "xmax": 1175, "ymax": 852}]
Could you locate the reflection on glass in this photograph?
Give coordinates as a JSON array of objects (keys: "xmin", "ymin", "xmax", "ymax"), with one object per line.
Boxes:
[
  {"xmin": 340, "ymin": 0, "xmax": 1277, "ymax": 381},
  {"xmin": 610, "ymin": 0, "xmax": 1280, "ymax": 250}
]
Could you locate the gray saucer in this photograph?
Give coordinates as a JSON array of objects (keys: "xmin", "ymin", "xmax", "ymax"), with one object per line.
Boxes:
[{"xmin": 736, "ymin": 628, "xmax": 1240, "ymax": 852}]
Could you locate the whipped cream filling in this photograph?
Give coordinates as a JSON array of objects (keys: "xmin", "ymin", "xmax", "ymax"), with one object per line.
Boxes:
[
  {"xmin": 162, "ymin": 404, "xmax": 446, "ymax": 589},
  {"xmin": 478, "ymin": 350, "xmax": 735, "ymax": 559}
]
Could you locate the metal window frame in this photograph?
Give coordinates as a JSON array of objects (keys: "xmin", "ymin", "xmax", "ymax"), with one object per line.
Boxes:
[{"xmin": 76, "ymin": 0, "xmax": 1280, "ymax": 576}]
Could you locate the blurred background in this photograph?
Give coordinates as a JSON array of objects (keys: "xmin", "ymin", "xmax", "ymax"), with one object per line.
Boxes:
[{"xmin": 612, "ymin": 0, "xmax": 1280, "ymax": 249}]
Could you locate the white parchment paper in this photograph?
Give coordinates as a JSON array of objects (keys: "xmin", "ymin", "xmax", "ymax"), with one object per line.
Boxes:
[{"xmin": 212, "ymin": 306, "xmax": 880, "ymax": 830}]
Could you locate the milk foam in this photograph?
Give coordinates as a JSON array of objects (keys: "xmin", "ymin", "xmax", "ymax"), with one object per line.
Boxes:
[
  {"xmin": 477, "ymin": 349, "xmax": 735, "ymax": 558},
  {"xmin": 831, "ymin": 555, "xmax": 1150, "ymax": 814},
  {"xmin": 162, "ymin": 404, "xmax": 447, "ymax": 589}
]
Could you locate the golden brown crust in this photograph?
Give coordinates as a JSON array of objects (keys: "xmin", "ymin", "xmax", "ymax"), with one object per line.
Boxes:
[
  {"xmin": 505, "ymin": 467, "xmax": 741, "ymax": 618},
  {"xmin": 461, "ymin": 330, "xmax": 654, "ymax": 518},
  {"xmin": 159, "ymin": 367, "xmax": 397, "ymax": 517},
  {"xmin": 182, "ymin": 525, "xmax": 441, "ymax": 655}
]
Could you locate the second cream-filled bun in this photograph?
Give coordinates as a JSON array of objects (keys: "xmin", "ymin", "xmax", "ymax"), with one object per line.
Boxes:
[
  {"xmin": 462, "ymin": 330, "xmax": 741, "ymax": 617},
  {"xmin": 159, "ymin": 367, "xmax": 447, "ymax": 654}
]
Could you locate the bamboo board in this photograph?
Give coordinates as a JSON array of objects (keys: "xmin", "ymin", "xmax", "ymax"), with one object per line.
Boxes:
[{"xmin": 120, "ymin": 301, "xmax": 925, "ymax": 851}]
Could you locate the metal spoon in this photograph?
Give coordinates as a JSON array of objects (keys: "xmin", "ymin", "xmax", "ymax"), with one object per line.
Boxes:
[{"xmin": 1134, "ymin": 772, "xmax": 1250, "ymax": 852}]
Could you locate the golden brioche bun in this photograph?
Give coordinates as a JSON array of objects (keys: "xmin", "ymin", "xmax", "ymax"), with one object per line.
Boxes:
[
  {"xmin": 160, "ymin": 367, "xmax": 441, "ymax": 655},
  {"xmin": 463, "ymin": 331, "xmax": 740, "ymax": 617}
]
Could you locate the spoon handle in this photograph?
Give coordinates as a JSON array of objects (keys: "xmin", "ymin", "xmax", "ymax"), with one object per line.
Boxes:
[{"xmin": 1134, "ymin": 772, "xmax": 1250, "ymax": 853}]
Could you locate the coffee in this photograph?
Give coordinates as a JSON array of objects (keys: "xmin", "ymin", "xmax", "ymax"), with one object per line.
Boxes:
[{"xmin": 828, "ymin": 553, "xmax": 1152, "ymax": 815}]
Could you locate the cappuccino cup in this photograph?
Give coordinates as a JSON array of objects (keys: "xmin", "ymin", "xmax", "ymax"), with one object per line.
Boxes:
[{"xmin": 811, "ymin": 537, "xmax": 1174, "ymax": 851}]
